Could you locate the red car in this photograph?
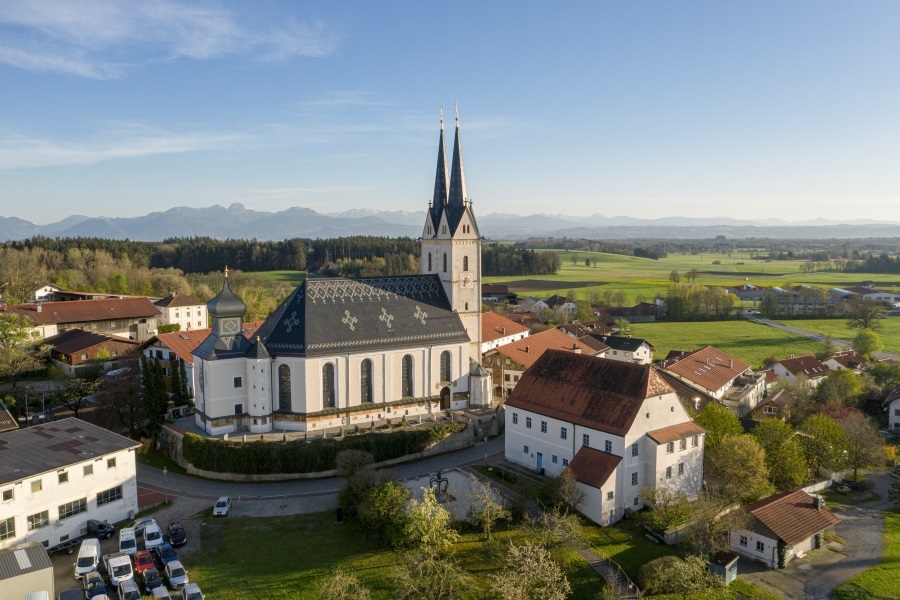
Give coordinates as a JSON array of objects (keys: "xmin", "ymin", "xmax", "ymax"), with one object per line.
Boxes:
[{"xmin": 133, "ymin": 550, "xmax": 155, "ymax": 575}]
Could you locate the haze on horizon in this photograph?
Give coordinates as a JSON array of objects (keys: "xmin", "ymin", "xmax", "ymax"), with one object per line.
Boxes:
[{"xmin": 2, "ymin": 1, "xmax": 900, "ymax": 225}]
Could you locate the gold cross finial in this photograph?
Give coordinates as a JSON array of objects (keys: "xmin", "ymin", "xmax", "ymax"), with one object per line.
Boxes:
[
  {"xmin": 455, "ymin": 100, "xmax": 459, "ymax": 124},
  {"xmin": 439, "ymin": 103, "xmax": 444, "ymax": 130},
  {"xmin": 224, "ymin": 265, "xmax": 229, "ymax": 278}
]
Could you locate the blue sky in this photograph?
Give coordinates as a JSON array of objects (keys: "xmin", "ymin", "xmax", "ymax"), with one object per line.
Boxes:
[{"xmin": 2, "ymin": 1, "xmax": 900, "ymax": 224}]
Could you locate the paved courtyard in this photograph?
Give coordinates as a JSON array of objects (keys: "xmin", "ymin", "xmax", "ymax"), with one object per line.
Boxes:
[{"xmin": 405, "ymin": 468, "xmax": 479, "ymax": 520}]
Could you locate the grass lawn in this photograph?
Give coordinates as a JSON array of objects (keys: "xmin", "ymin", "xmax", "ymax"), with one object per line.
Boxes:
[
  {"xmin": 189, "ymin": 512, "xmax": 606, "ymax": 599},
  {"xmin": 579, "ymin": 517, "xmax": 679, "ymax": 583},
  {"xmin": 833, "ymin": 509, "xmax": 900, "ymax": 600},
  {"xmin": 254, "ymin": 270, "xmax": 307, "ymax": 286},
  {"xmin": 773, "ymin": 318, "xmax": 900, "ymax": 355},
  {"xmin": 629, "ymin": 321, "xmax": 822, "ymax": 369}
]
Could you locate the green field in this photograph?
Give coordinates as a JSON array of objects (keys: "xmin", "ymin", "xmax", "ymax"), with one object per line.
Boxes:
[
  {"xmin": 189, "ymin": 512, "xmax": 603, "ymax": 599},
  {"xmin": 833, "ymin": 509, "xmax": 900, "ymax": 600},
  {"xmin": 255, "ymin": 270, "xmax": 307, "ymax": 286},
  {"xmin": 484, "ymin": 251, "xmax": 900, "ymax": 305},
  {"xmin": 629, "ymin": 321, "xmax": 822, "ymax": 369},
  {"xmin": 773, "ymin": 318, "xmax": 900, "ymax": 355}
]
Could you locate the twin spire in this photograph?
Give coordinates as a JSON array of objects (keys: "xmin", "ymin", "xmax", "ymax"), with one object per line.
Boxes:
[{"xmin": 430, "ymin": 102, "xmax": 469, "ymax": 234}]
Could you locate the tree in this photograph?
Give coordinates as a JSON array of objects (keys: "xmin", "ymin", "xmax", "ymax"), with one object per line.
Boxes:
[
  {"xmin": 853, "ymin": 329, "xmax": 884, "ymax": 359},
  {"xmin": 584, "ymin": 258, "xmax": 591, "ymax": 267},
  {"xmin": 839, "ymin": 412, "xmax": 884, "ymax": 481},
  {"xmin": 846, "ymin": 296, "xmax": 885, "ymax": 331},
  {"xmin": 466, "ymin": 474, "xmax": 510, "ymax": 540},
  {"xmin": 540, "ymin": 470, "xmax": 584, "ymax": 511},
  {"xmin": 489, "ymin": 541, "xmax": 570, "ymax": 600},
  {"xmin": 682, "ymin": 491, "xmax": 751, "ymax": 556},
  {"xmin": 141, "ymin": 356, "xmax": 169, "ymax": 434},
  {"xmin": 57, "ymin": 376, "xmax": 102, "ymax": 419},
  {"xmin": 751, "ymin": 419, "xmax": 808, "ymax": 490},
  {"xmin": 0, "ymin": 247, "xmax": 46, "ymax": 305},
  {"xmin": 771, "ymin": 375, "xmax": 816, "ymax": 425},
  {"xmin": 639, "ymin": 486, "xmax": 691, "ymax": 531},
  {"xmin": 614, "ymin": 317, "xmax": 631, "ymax": 334},
  {"xmin": 669, "ymin": 270, "xmax": 681, "ymax": 284},
  {"xmin": 520, "ymin": 505, "xmax": 585, "ymax": 550},
  {"xmin": 641, "ymin": 554, "xmax": 723, "ymax": 599},
  {"xmin": 397, "ymin": 488, "xmax": 458, "ymax": 551},
  {"xmin": 694, "ymin": 402, "xmax": 742, "ymax": 449},
  {"xmin": 815, "ymin": 336, "xmax": 839, "ymax": 360},
  {"xmin": 172, "ymin": 359, "xmax": 192, "ymax": 406},
  {"xmin": 708, "ymin": 434, "xmax": 774, "ymax": 503},
  {"xmin": 0, "ymin": 314, "xmax": 49, "ymax": 387},
  {"xmin": 360, "ymin": 479, "xmax": 410, "ymax": 546},
  {"xmin": 394, "ymin": 550, "xmax": 471, "ymax": 600},
  {"xmin": 94, "ymin": 355, "xmax": 144, "ymax": 437},
  {"xmin": 799, "ymin": 414, "xmax": 849, "ymax": 476},
  {"xmin": 317, "ymin": 571, "xmax": 371, "ymax": 600},
  {"xmin": 815, "ymin": 370, "xmax": 864, "ymax": 407}
]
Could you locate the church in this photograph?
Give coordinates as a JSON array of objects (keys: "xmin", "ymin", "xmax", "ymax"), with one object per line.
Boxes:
[{"xmin": 192, "ymin": 110, "xmax": 492, "ymax": 435}]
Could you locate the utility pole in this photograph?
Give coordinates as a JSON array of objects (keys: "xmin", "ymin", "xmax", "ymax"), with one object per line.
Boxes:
[{"xmin": 162, "ymin": 467, "xmax": 168, "ymax": 504}]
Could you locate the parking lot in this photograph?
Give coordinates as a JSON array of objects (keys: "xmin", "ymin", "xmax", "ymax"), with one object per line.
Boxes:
[{"xmin": 54, "ymin": 496, "xmax": 208, "ymax": 599}]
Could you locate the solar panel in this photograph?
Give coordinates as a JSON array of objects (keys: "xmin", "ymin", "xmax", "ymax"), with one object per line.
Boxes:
[{"xmin": 14, "ymin": 549, "xmax": 32, "ymax": 570}]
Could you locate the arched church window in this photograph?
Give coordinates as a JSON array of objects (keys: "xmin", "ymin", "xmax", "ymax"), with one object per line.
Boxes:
[
  {"xmin": 361, "ymin": 359, "xmax": 373, "ymax": 403},
  {"xmin": 440, "ymin": 351, "xmax": 452, "ymax": 382},
  {"xmin": 278, "ymin": 364, "xmax": 291, "ymax": 411},
  {"xmin": 443, "ymin": 253, "xmax": 447, "ymax": 273},
  {"xmin": 322, "ymin": 363, "xmax": 336, "ymax": 408},
  {"xmin": 428, "ymin": 253, "xmax": 432, "ymax": 271},
  {"xmin": 401, "ymin": 355, "xmax": 413, "ymax": 397},
  {"xmin": 463, "ymin": 256, "xmax": 469, "ymax": 271}
]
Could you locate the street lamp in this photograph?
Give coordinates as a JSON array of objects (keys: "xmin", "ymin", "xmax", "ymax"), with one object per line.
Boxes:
[{"xmin": 162, "ymin": 467, "xmax": 168, "ymax": 504}]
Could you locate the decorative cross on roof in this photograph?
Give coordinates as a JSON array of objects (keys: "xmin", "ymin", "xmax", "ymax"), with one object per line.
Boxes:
[
  {"xmin": 379, "ymin": 307, "xmax": 394, "ymax": 329},
  {"xmin": 342, "ymin": 310, "xmax": 358, "ymax": 331},
  {"xmin": 283, "ymin": 311, "xmax": 300, "ymax": 333},
  {"xmin": 414, "ymin": 305, "xmax": 428, "ymax": 325}
]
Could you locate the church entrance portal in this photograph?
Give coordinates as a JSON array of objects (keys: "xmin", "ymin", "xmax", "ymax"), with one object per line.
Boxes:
[{"xmin": 440, "ymin": 386, "xmax": 451, "ymax": 410}]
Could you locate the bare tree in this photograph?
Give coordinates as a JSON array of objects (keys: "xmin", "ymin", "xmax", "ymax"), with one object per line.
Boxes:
[
  {"xmin": 93, "ymin": 354, "xmax": 144, "ymax": 436},
  {"xmin": 682, "ymin": 492, "xmax": 750, "ymax": 556},
  {"xmin": 490, "ymin": 541, "xmax": 570, "ymax": 600},
  {"xmin": 466, "ymin": 474, "xmax": 511, "ymax": 540},
  {"xmin": 839, "ymin": 412, "xmax": 885, "ymax": 481},
  {"xmin": 318, "ymin": 571, "xmax": 371, "ymax": 600},
  {"xmin": 57, "ymin": 376, "xmax": 102, "ymax": 419},
  {"xmin": 394, "ymin": 550, "xmax": 471, "ymax": 600}
]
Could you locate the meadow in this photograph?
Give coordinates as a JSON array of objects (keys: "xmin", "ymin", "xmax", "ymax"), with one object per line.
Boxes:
[
  {"xmin": 833, "ymin": 509, "xmax": 900, "ymax": 600},
  {"xmin": 773, "ymin": 318, "xmax": 900, "ymax": 355}
]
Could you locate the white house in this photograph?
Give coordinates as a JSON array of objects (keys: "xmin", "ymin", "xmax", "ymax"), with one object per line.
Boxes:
[
  {"xmin": 588, "ymin": 336, "xmax": 654, "ymax": 365},
  {"xmin": 730, "ymin": 490, "xmax": 838, "ymax": 569},
  {"xmin": 480, "ymin": 311, "xmax": 530, "ymax": 354},
  {"xmin": 154, "ymin": 293, "xmax": 209, "ymax": 331},
  {"xmin": 822, "ymin": 351, "xmax": 868, "ymax": 374},
  {"xmin": 504, "ymin": 350, "xmax": 705, "ymax": 526},
  {"xmin": 885, "ymin": 389, "xmax": 900, "ymax": 431},
  {"xmin": 30, "ymin": 284, "xmax": 62, "ymax": 302},
  {"xmin": 0, "ymin": 418, "xmax": 140, "ymax": 551},
  {"xmin": 768, "ymin": 355, "xmax": 829, "ymax": 387},
  {"xmin": 660, "ymin": 346, "xmax": 765, "ymax": 414},
  {"xmin": 192, "ymin": 116, "xmax": 492, "ymax": 435}
]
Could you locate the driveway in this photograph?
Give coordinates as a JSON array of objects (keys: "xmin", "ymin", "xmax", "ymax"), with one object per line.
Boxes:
[{"xmin": 738, "ymin": 471, "xmax": 892, "ymax": 599}]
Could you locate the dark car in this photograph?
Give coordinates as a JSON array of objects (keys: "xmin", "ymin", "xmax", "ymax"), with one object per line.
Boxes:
[
  {"xmin": 167, "ymin": 522, "xmax": 187, "ymax": 547},
  {"xmin": 141, "ymin": 567, "xmax": 165, "ymax": 594},
  {"xmin": 153, "ymin": 542, "xmax": 179, "ymax": 567},
  {"xmin": 86, "ymin": 519, "xmax": 115, "ymax": 540}
]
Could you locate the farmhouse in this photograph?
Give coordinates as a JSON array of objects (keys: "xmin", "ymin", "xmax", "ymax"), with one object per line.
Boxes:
[
  {"xmin": 44, "ymin": 329, "xmax": 140, "ymax": 376},
  {"xmin": 730, "ymin": 490, "xmax": 838, "ymax": 569},
  {"xmin": 0, "ymin": 418, "xmax": 139, "ymax": 550},
  {"xmin": 768, "ymin": 355, "xmax": 829, "ymax": 387},
  {"xmin": 154, "ymin": 292, "xmax": 209, "ymax": 331},
  {"xmin": 584, "ymin": 335, "xmax": 654, "ymax": 365},
  {"xmin": 505, "ymin": 351, "xmax": 705, "ymax": 526},
  {"xmin": 0, "ymin": 297, "xmax": 159, "ymax": 341}
]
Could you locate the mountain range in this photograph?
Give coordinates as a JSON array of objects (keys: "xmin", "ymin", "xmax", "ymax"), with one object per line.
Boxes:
[{"xmin": 2, "ymin": 204, "xmax": 900, "ymax": 242}]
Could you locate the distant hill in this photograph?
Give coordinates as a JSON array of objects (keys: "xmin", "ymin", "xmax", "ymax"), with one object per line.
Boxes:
[{"xmin": 3, "ymin": 204, "xmax": 900, "ymax": 241}]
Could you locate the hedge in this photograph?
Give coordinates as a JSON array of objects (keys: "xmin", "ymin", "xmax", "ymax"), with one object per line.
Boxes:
[{"xmin": 182, "ymin": 421, "xmax": 466, "ymax": 475}]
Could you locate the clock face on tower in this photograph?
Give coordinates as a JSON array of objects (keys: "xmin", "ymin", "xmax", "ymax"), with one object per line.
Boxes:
[{"xmin": 461, "ymin": 272, "xmax": 474, "ymax": 288}]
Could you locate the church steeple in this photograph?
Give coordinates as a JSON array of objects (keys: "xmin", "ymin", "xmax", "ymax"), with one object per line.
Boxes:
[
  {"xmin": 447, "ymin": 101, "xmax": 468, "ymax": 233},
  {"xmin": 429, "ymin": 105, "xmax": 449, "ymax": 232}
]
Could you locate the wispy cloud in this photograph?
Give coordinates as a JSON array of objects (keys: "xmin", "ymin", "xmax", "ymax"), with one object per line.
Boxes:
[
  {"xmin": 0, "ymin": 1, "xmax": 337, "ymax": 78},
  {"xmin": 0, "ymin": 122, "xmax": 245, "ymax": 170}
]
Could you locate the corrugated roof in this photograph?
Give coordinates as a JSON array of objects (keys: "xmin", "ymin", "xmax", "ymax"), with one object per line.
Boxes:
[
  {"xmin": 44, "ymin": 329, "xmax": 138, "ymax": 355},
  {"xmin": 1, "ymin": 297, "xmax": 159, "ymax": 326},
  {"xmin": 505, "ymin": 351, "xmax": 674, "ymax": 436},
  {"xmin": 662, "ymin": 346, "xmax": 750, "ymax": 394},
  {"xmin": 646, "ymin": 421, "xmax": 706, "ymax": 445},
  {"xmin": 566, "ymin": 446, "xmax": 621, "ymax": 489},
  {"xmin": 490, "ymin": 328, "xmax": 596, "ymax": 369},
  {"xmin": 0, "ymin": 418, "xmax": 139, "ymax": 487},
  {"xmin": 0, "ymin": 542, "xmax": 52, "ymax": 580},
  {"xmin": 481, "ymin": 312, "xmax": 530, "ymax": 344},
  {"xmin": 746, "ymin": 490, "xmax": 839, "ymax": 547}
]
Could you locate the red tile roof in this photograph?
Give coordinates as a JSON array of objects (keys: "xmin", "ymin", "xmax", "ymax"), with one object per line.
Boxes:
[
  {"xmin": 148, "ymin": 321, "xmax": 262, "ymax": 363},
  {"xmin": 763, "ymin": 370, "xmax": 778, "ymax": 384},
  {"xmin": 565, "ymin": 447, "xmax": 621, "ymax": 489},
  {"xmin": 489, "ymin": 328, "xmax": 596, "ymax": 369},
  {"xmin": 662, "ymin": 346, "xmax": 750, "ymax": 394},
  {"xmin": 1, "ymin": 297, "xmax": 160, "ymax": 326},
  {"xmin": 154, "ymin": 292, "xmax": 204, "ymax": 309},
  {"xmin": 45, "ymin": 329, "xmax": 139, "ymax": 354},
  {"xmin": 773, "ymin": 355, "xmax": 829, "ymax": 379},
  {"xmin": 825, "ymin": 351, "xmax": 868, "ymax": 371},
  {"xmin": 745, "ymin": 490, "xmax": 839, "ymax": 547},
  {"xmin": 506, "ymin": 350, "xmax": 675, "ymax": 436},
  {"xmin": 754, "ymin": 389, "xmax": 791, "ymax": 412},
  {"xmin": 559, "ymin": 320, "xmax": 614, "ymax": 338},
  {"xmin": 646, "ymin": 421, "xmax": 706, "ymax": 445},
  {"xmin": 481, "ymin": 311, "xmax": 530, "ymax": 344}
]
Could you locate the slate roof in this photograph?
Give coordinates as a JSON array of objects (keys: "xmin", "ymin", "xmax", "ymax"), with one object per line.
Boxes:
[
  {"xmin": 155, "ymin": 292, "xmax": 204, "ymax": 309},
  {"xmin": 773, "ymin": 355, "xmax": 829, "ymax": 379},
  {"xmin": 662, "ymin": 346, "xmax": 750, "ymax": 394},
  {"xmin": 505, "ymin": 351, "xmax": 675, "ymax": 436},
  {"xmin": 0, "ymin": 542, "xmax": 53, "ymax": 580},
  {"xmin": 481, "ymin": 312, "xmax": 530, "ymax": 344},
  {"xmin": 488, "ymin": 328, "xmax": 596, "ymax": 369},
  {"xmin": 428, "ymin": 124, "xmax": 449, "ymax": 232},
  {"xmin": 207, "ymin": 278, "xmax": 246, "ymax": 318},
  {"xmin": 1, "ymin": 297, "xmax": 160, "ymax": 326},
  {"xmin": 745, "ymin": 490, "xmax": 839, "ymax": 547},
  {"xmin": 0, "ymin": 418, "xmax": 140, "ymax": 486},
  {"xmin": 44, "ymin": 329, "xmax": 138, "ymax": 354},
  {"xmin": 577, "ymin": 335, "xmax": 610, "ymax": 354},
  {"xmin": 150, "ymin": 322, "xmax": 262, "ymax": 363},
  {"xmin": 544, "ymin": 295, "xmax": 573, "ymax": 308},
  {"xmin": 254, "ymin": 275, "xmax": 470, "ymax": 357},
  {"xmin": 559, "ymin": 320, "xmax": 614, "ymax": 338},
  {"xmin": 646, "ymin": 421, "xmax": 706, "ymax": 445},
  {"xmin": 482, "ymin": 284, "xmax": 510, "ymax": 295},
  {"xmin": 565, "ymin": 446, "xmax": 621, "ymax": 489},
  {"xmin": 590, "ymin": 335, "xmax": 652, "ymax": 353}
]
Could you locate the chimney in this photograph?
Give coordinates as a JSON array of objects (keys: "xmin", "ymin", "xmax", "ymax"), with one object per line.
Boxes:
[
  {"xmin": 789, "ymin": 354, "xmax": 795, "ymax": 359},
  {"xmin": 36, "ymin": 304, "xmax": 42, "ymax": 313},
  {"xmin": 814, "ymin": 495, "xmax": 825, "ymax": 510},
  {"xmin": 729, "ymin": 359, "xmax": 733, "ymax": 369},
  {"xmin": 572, "ymin": 344, "xmax": 582, "ymax": 354},
  {"xmin": 501, "ymin": 327, "xmax": 506, "ymax": 335},
  {"xmin": 525, "ymin": 345, "xmax": 530, "ymax": 353}
]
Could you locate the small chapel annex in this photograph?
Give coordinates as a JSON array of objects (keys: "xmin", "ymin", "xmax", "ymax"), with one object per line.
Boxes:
[{"xmin": 192, "ymin": 110, "xmax": 492, "ymax": 435}]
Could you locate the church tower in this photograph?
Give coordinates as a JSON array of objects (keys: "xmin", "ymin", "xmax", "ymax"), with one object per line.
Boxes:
[{"xmin": 421, "ymin": 104, "xmax": 482, "ymax": 363}]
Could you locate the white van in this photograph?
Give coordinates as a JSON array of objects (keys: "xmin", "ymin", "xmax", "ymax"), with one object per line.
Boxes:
[
  {"xmin": 74, "ymin": 537, "xmax": 101, "ymax": 578},
  {"xmin": 119, "ymin": 527, "xmax": 137, "ymax": 555}
]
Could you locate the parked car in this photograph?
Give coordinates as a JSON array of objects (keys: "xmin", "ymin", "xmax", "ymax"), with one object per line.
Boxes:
[
  {"xmin": 167, "ymin": 522, "xmax": 187, "ymax": 547},
  {"xmin": 133, "ymin": 550, "xmax": 155, "ymax": 576},
  {"xmin": 118, "ymin": 527, "xmax": 137, "ymax": 556},
  {"xmin": 213, "ymin": 496, "xmax": 231, "ymax": 517},
  {"xmin": 130, "ymin": 517, "xmax": 159, "ymax": 537},
  {"xmin": 153, "ymin": 542, "xmax": 179, "ymax": 567},
  {"xmin": 86, "ymin": 519, "xmax": 116, "ymax": 540},
  {"xmin": 118, "ymin": 579, "xmax": 142, "ymax": 600},
  {"xmin": 165, "ymin": 560, "xmax": 189, "ymax": 589},
  {"xmin": 81, "ymin": 570, "xmax": 108, "ymax": 599},
  {"xmin": 74, "ymin": 538, "xmax": 102, "ymax": 578},
  {"xmin": 144, "ymin": 522, "xmax": 164, "ymax": 551},
  {"xmin": 141, "ymin": 567, "xmax": 165, "ymax": 594},
  {"xmin": 181, "ymin": 583, "xmax": 204, "ymax": 600},
  {"xmin": 152, "ymin": 588, "xmax": 172, "ymax": 600},
  {"xmin": 836, "ymin": 485, "xmax": 852, "ymax": 495}
]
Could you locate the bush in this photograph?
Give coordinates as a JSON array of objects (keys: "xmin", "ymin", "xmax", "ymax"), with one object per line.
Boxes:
[
  {"xmin": 637, "ymin": 555, "xmax": 680, "ymax": 591},
  {"xmin": 182, "ymin": 421, "xmax": 467, "ymax": 474}
]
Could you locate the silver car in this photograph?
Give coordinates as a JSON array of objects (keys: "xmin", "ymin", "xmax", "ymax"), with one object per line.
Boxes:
[
  {"xmin": 181, "ymin": 583, "xmax": 204, "ymax": 600},
  {"xmin": 213, "ymin": 496, "xmax": 231, "ymax": 517},
  {"xmin": 165, "ymin": 560, "xmax": 189, "ymax": 589},
  {"xmin": 118, "ymin": 580, "xmax": 141, "ymax": 600}
]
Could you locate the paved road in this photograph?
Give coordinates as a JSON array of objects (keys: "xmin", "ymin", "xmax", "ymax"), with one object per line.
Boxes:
[
  {"xmin": 748, "ymin": 316, "xmax": 900, "ymax": 360},
  {"xmin": 137, "ymin": 434, "xmax": 506, "ymax": 501}
]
